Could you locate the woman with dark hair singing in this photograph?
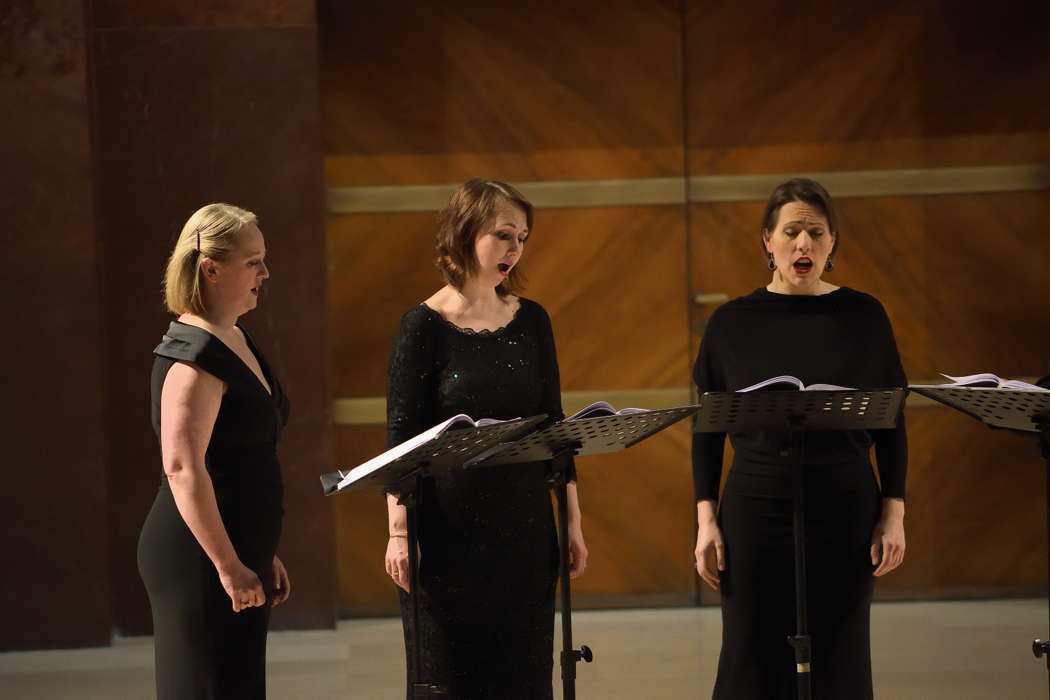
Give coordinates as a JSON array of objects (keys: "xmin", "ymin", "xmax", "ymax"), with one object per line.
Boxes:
[
  {"xmin": 383, "ymin": 178, "xmax": 588, "ymax": 698},
  {"xmin": 692, "ymin": 179, "xmax": 907, "ymax": 699}
]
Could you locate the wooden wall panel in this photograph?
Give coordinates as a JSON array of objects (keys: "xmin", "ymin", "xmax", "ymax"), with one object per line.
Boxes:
[
  {"xmin": 332, "ymin": 425, "xmax": 398, "ymax": 615},
  {"xmin": 92, "ymin": 0, "xmax": 335, "ymax": 634},
  {"xmin": 878, "ymin": 406, "xmax": 1046, "ymax": 597},
  {"xmin": 319, "ymin": 0, "xmax": 684, "ymax": 185},
  {"xmin": 329, "ymin": 206, "xmax": 692, "ymax": 397},
  {"xmin": 0, "ymin": 0, "xmax": 111, "ymax": 650},
  {"xmin": 329, "ymin": 206, "xmax": 694, "ymax": 610},
  {"xmin": 685, "ymin": 0, "xmax": 1050, "ymax": 174},
  {"xmin": 688, "ymin": 192, "xmax": 1050, "ymax": 382},
  {"xmin": 326, "ymin": 0, "xmax": 1050, "ymax": 615}
]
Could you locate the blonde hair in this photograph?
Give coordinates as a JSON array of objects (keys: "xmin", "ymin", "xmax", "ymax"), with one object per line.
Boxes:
[{"xmin": 163, "ymin": 203, "xmax": 258, "ymax": 315}]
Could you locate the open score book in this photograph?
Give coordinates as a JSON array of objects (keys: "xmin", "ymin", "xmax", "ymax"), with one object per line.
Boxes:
[
  {"xmin": 736, "ymin": 376, "xmax": 856, "ymax": 392},
  {"xmin": 910, "ymin": 373, "xmax": 1049, "ymax": 392},
  {"xmin": 329, "ymin": 414, "xmax": 513, "ymax": 493}
]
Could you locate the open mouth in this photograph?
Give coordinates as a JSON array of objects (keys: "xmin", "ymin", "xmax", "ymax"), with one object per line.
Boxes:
[
  {"xmin": 497, "ymin": 263, "xmax": 510, "ymax": 274},
  {"xmin": 792, "ymin": 257, "xmax": 813, "ymax": 274},
  {"xmin": 251, "ymin": 286, "xmax": 260, "ymax": 295}
]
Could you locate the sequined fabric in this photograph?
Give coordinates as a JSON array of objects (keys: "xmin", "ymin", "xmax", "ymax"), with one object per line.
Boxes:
[{"xmin": 386, "ymin": 298, "xmax": 573, "ymax": 699}]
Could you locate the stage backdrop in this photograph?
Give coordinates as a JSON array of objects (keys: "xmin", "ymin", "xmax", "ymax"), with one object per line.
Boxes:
[{"xmin": 319, "ymin": 0, "xmax": 1050, "ymax": 615}]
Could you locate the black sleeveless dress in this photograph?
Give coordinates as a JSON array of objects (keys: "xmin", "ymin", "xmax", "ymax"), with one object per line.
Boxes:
[
  {"xmin": 386, "ymin": 298, "xmax": 575, "ymax": 699},
  {"xmin": 138, "ymin": 321, "xmax": 289, "ymax": 700}
]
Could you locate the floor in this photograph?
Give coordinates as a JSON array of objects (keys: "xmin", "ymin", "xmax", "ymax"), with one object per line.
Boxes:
[{"xmin": 1, "ymin": 600, "xmax": 1046, "ymax": 699}]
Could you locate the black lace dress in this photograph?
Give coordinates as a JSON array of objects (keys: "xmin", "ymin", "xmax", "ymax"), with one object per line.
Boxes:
[{"xmin": 386, "ymin": 297, "xmax": 575, "ymax": 700}]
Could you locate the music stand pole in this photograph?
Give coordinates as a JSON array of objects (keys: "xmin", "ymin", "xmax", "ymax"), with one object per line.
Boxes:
[
  {"xmin": 906, "ymin": 386, "xmax": 1050, "ymax": 683},
  {"xmin": 1035, "ymin": 415, "xmax": 1050, "ymax": 671},
  {"xmin": 694, "ymin": 388, "xmax": 904, "ymax": 700},
  {"xmin": 465, "ymin": 405, "xmax": 701, "ymax": 697},
  {"xmin": 547, "ymin": 441, "xmax": 593, "ymax": 700},
  {"xmin": 786, "ymin": 418, "xmax": 812, "ymax": 700}
]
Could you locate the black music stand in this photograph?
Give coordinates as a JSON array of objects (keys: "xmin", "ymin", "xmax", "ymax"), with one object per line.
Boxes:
[
  {"xmin": 466, "ymin": 405, "xmax": 700, "ymax": 700},
  {"xmin": 695, "ymin": 388, "xmax": 906, "ymax": 700},
  {"xmin": 321, "ymin": 415, "xmax": 547, "ymax": 699},
  {"xmin": 908, "ymin": 385, "xmax": 1050, "ymax": 680}
]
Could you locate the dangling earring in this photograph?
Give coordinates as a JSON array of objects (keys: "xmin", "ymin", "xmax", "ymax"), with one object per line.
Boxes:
[
  {"xmin": 767, "ymin": 253, "xmax": 776, "ymax": 271},
  {"xmin": 825, "ymin": 258, "xmax": 834, "ymax": 272}
]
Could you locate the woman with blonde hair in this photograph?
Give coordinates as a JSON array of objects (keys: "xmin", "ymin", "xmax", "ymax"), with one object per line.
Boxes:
[{"xmin": 138, "ymin": 203, "xmax": 291, "ymax": 699}]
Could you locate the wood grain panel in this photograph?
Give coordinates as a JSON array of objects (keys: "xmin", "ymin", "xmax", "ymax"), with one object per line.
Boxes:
[
  {"xmin": 685, "ymin": 0, "xmax": 1050, "ymax": 174},
  {"xmin": 332, "ymin": 425, "xmax": 400, "ymax": 615},
  {"xmin": 569, "ymin": 422, "xmax": 696, "ymax": 599},
  {"xmin": 876, "ymin": 406, "xmax": 1047, "ymax": 597},
  {"xmin": 92, "ymin": 0, "xmax": 315, "ymax": 27},
  {"xmin": 94, "ymin": 21, "xmax": 333, "ymax": 634},
  {"xmin": 1, "ymin": 0, "xmax": 111, "ymax": 650},
  {"xmin": 328, "ymin": 212, "xmax": 440, "ymax": 397},
  {"xmin": 329, "ymin": 206, "xmax": 691, "ymax": 397},
  {"xmin": 689, "ymin": 191, "xmax": 1050, "ymax": 384},
  {"xmin": 318, "ymin": 0, "xmax": 684, "ymax": 185},
  {"xmin": 329, "ymin": 205, "xmax": 695, "ymax": 610}
]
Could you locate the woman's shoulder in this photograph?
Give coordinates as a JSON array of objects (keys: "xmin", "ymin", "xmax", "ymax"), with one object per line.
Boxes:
[
  {"xmin": 514, "ymin": 295, "xmax": 544, "ymax": 315},
  {"xmin": 833, "ymin": 286, "xmax": 890, "ymax": 314},
  {"xmin": 154, "ymin": 321, "xmax": 220, "ymax": 363},
  {"xmin": 395, "ymin": 303, "xmax": 443, "ymax": 345},
  {"xmin": 513, "ymin": 296, "xmax": 554, "ymax": 328}
]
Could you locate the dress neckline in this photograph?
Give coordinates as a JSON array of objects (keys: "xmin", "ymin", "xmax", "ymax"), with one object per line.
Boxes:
[
  {"xmin": 171, "ymin": 320, "xmax": 274, "ymax": 397},
  {"xmin": 421, "ymin": 299, "xmax": 525, "ymax": 336}
]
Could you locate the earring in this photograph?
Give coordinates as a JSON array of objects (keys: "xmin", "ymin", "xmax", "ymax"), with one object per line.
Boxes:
[
  {"xmin": 825, "ymin": 258, "xmax": 834, "ymax": 272},
  {"xmin": 767, "ymin": 254, "xmax": 776, "ymax": 271}
]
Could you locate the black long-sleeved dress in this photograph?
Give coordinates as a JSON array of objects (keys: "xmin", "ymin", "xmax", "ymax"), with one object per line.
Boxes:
[
  {"xmin": 387, "ymin": 298, "xmax": 575, "ymax": 700},
  {"xmin": 138, "ymin": 321, "xmax": 289, "ymax": 700},
  {"xmin": 692, "ymin": 287, "xmax": 907, "ymax": 700}
]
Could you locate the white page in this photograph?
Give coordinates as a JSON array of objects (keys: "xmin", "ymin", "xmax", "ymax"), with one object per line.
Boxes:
[
  {"xmin": 737, "ymin": 376, "xmax": 804, "ymax": 392},
  {"xmin": 334, "ymin": 413, "xmax": 477, "ymax": 491},
  {"xmin": 565, "ymin": 401, "xmax": 648, "ymax": 421}
]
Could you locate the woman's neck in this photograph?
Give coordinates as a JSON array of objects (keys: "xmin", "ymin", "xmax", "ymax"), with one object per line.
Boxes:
[
  {"xmin": 180, "ymin": 309, "xmax": 239, "ymax": 335},
  {"xmin": 766, "ymin": 276, "xmax": 838, "ymax": 296},
  {"xmin": 448, "ymin": 278, "xmax": 505, "ymax": 312}
]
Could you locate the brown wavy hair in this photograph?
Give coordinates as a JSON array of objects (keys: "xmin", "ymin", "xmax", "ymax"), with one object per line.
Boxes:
[{"xmin": 435, "ymin": 178, "xmax": 533, "ymax": 296}]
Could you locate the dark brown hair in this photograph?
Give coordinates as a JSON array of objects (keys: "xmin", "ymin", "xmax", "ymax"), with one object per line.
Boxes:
[
  {"xmin": 760, "ymin": 178, "xmax": 840, "ymax": 257},
  {"xmin": 435, "ymin": 178, "xmax": 533, "ymax": 296}
]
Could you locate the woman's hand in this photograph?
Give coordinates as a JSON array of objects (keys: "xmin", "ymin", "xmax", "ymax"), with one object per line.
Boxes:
[
  {"xmin": 385, "ymin": 536, "xmax": 411, "ymax": 592},
  {"xmin": 271, "ymin": 555, "xmax": 291, "ymax": 606},
  {"xmin": 568, "ymin": 526, "xmax": 588, "ymax": 579},
  {"xmin": 695, "ymin": 501, "xmax": 725, "ymax": 591},
  {"xmin": 218, "ymin": 560, "xmax": 265, "ymax": 612},
  {"xmin": 871, "ymin": 498, "xmax": 906, "ymax": 577}
]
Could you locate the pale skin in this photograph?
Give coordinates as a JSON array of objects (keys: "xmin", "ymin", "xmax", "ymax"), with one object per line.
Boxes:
[
  {"xmin": 160, "ymin": 222, "xmax": 291, "ymax": 611},
  {"xmin": 694, "ymin": 201, "xmax": 906, "ymax": 590},
  {"xmin": 384, "ymin": 202, "xmax": 589, "ymax": 591}
]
